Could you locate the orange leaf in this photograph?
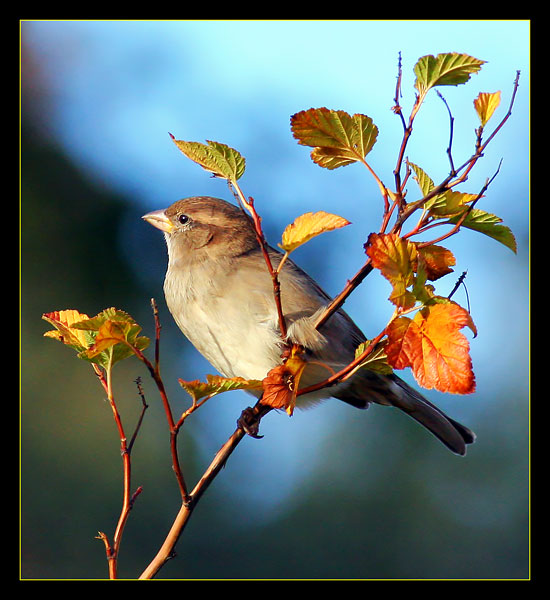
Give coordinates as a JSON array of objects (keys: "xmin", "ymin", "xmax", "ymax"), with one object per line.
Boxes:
[
  {"xmin": 416, "ymin": 244, "xmax": 456, "ymax": 281},
  {"xmin": 261, "ymin": 349, "xmax": 307, "ymax": 416},
  {"xmin": 85, "ymin": 320, "xmax": 129, "ymax": 358},
  {"xmin": 366, "ymin": 233, "xmax": 418, "ymax": 309},
  {"xmin": 386, "ymin": 303, "xmax": 476, "ymax": 394}
]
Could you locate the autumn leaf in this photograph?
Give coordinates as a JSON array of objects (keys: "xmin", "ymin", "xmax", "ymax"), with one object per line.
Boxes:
[
  {"xmin": 290, "ymin": 108, "xmax": 378, "ymax": 169},
  {"xmin": 366, "ymin": 233, "xmax": 418, "ymax": 309},
  {"xmin": 416, "ymin": 244, "xmax": 456, "ymax": 281},
  {"xmin": 385, "ymin": 303, "xmax": 476, "ymax": 394},
  {"xmin": 414, "ymin": 52, "xmax": 485, "ymax": 97},
  {"xmin": 43, "ymin": 307, "xmax": 149, "ymax": 367},
  {"xmin": 179, "ymin": 375, "xmax": 263, "ymax": 404},
  {"xmin": 279, "ymin": 211, "xmax": 351, "ymax": 253},
  {"xmin": 42, "ymin": 309, "xmax": 93, "ymax": 352},
  {"xmin": 261, "ymin": 348, "xmax": 307, "ymax": 416},
  {"xmin": 474, "ymin": 91, "xmax": 501, "ymax": 127},
  {"xmin": 170, "ymin": 136, "xmax": 245, "ymax": 181}
]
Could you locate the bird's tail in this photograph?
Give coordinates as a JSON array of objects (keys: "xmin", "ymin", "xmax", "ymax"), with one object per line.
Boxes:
[
  {"xmin": 388, "ymin": 376, "xmax": 476, "ymax": 455},
  {"xmin": 336, "ymin": 372, "xmax": 476, "ymax": 456}
]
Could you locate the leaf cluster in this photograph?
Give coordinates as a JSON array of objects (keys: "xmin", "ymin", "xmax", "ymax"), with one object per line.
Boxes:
[
  {"xmin": 162, "ymin": 52, "xmax": 518, "ymax": 403},
  {"xmin": 43, "ymin": 308, "xmax": 149, "ymax": 369}
]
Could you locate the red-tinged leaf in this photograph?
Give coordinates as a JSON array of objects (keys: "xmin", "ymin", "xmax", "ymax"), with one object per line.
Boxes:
[
  {"xmin": 42, "ymin": 309, "xmax": 92, "ymax": 351},
  {"xmin": 84, "ymin": 320, "xmax": 130, "ymax": 358},
  {"xmin": 416, "ymin": 244, "xmax": 456, "ymax": 281},
  {"xmin": 290, "ymin": 108, "xmax": 378, "ymax": 169},
  {"xmin": 386, "ymin": 303, "xmax": 476, "ymax": 394},
  {"xmin": 261, "ymin": 350, "xmax": 307, "ymax": 416},
  {"xmin": 366, "ymin": 233, "xmax": 418, "ymax": 309}
]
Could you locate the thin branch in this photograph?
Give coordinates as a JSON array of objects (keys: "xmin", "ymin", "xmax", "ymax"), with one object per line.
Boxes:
[
  {"xmin": 139, "ymin": 401, "xmax": 272, "ymax": 580},
  {"xmin": 313, "ymin": 259, "xmax": 374, "ymax": 331},
  {"xmin": 447, "ymin": 270, "xmax": 471, "ymax": 313},
  {"xmin": 151, "ymin": 298, "xmax": 161, "ymax": 369},
  {"xmin": 130, "ymin": 312, "xmax": 190, "ymax": 503},
  {"xmin": 436, "ymin": 90, "xmax": 456, "ymax": 175},
  {"xmin": 127, "ymin": 377, "xmax": 149, "ymax": 454},
  {"xmin": 415, "ymin": 159, "xmax": 502, "ymax": 249},
  {"xmin": 392, "ymin": 51, "xmax": 407, "ymax": 131},
  {"xmin": 229, "ymin": 182, "xmax": 288, "ymax": 339},
  {"xmin": 297, "ymin": 331, "xmax": 386, "ymax": 397},
  {"xmin": 478, "ymin": 70, "xmax": 521, "ymax": 152}
]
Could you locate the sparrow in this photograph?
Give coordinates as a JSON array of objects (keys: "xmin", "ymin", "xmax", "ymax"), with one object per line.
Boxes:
[{"xmin": 143, "ymin": 196, "xmax": 475, "ymax": 455}]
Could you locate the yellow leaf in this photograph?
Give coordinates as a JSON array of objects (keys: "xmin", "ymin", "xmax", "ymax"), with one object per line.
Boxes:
[
  {"xmin": 474, "ymin": 91, "xmax": 501, "ymax": 127},
  {"xmin": 179, "ymin": 375, "xmax": 263, "ymax": 403},
  {"xmin": 280, "ymin": 211, "xmax": 350, "ymax": 253},
  {"xmin": 42, "ymin": 309, "xmax": 91, "ymax": 351}
]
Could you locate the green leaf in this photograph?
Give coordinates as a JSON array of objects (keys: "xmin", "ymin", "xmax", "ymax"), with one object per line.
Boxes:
[
  {"xmin": 179, "ymin": 375, "xmax": 263, "ymax": 403},
  {"xmin": 408, "ymin": 162, "xmax": 435, "ymax": 197},
  {"xmin": 427, "ymin": 190, "xmax": 480, "ymax": 217},
  {"xmin": 449, "ymin": 208, "xmax": 517, "ymax": 253},
  {"xmin": 171, "ymin": 137, "xmax": 245, "ymax": 181},
  {"xmin": 291, "ymin": 108, "xmax": 378, "ymax": 169},
  {"xmin": 73, "ymin": 308, "xmax": 150, "ymax": 367},
  {"xmin": 354, "ymin": 341, "xmax": 393, "ymax": 375},
  {"xmin": 414, "ymin": 53, "xmax": 486, "ymax": 96}
]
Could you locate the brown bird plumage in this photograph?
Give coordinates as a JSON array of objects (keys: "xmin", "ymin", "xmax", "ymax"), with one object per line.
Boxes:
[{"xmin": 143, "ymin": 196, "xmax": 475, "ymax": 455}]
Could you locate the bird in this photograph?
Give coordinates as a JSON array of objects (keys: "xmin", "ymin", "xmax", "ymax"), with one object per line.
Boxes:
[{"xmin": 143, "ymin": 196, "xmax": 475, "ymax": 455}]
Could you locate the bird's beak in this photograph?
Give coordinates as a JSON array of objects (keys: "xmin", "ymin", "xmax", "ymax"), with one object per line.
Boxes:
[{"xmin": 142, "ymin": 209, "xmax": 174, "ymax": 233}]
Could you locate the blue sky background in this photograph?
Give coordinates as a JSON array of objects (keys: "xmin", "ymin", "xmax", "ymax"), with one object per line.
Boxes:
[{"xmin": 21, "ymin": 20, "xmax": 530, "ymax": 578}]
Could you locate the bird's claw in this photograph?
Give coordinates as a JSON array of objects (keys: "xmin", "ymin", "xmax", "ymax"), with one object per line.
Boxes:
[{"xmin": 237, "ymin": 406, "xmax": 264, "ymax": 438}]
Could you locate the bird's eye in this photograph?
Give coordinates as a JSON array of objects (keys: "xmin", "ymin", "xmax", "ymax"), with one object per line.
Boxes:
[{"xmin": 178, "ymin": 214, "xmax": 190, "ymax": 225}]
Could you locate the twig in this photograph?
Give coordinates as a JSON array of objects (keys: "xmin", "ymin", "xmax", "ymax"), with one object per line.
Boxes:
[
  {"xmin": 91, "ymin": 357, "xmax": 139, "ymax": 579},
  {"xmin": 313, "ymin": 259, "xmax": 374, "ymax": 332},
  {"xmin": 229, "ymin": 182, "xmax": 288, "ymax": 339},
  {"xmin": 392, "ymin": 51, "xmax": 407, "ymax": 131},
  {"xmin": 448, "ymin": 270, "xmax": 471, "ymax": 313},
  {"xmin": 436, "ymin": 90, "xmax": 456, "ymax": 175},
  {"xmin": 151, "ymin": 298, "xmax": 161, "ymax": 369},
  {"xmin": 128, "ymin": 377, "xmax": 148, "ymax": 454},
  {"xmin": 415, "ymin": 159, "xmax": 502, "ymax": 249},
  {"xmin": 297, "ymin": 331, "xmax": 386, "ymax": 397},
  {"xmin": 139, "ymin": 401, "xmax": 272, "ymax": 579},
  {"xmin": 130, "ymin": 309, "xmax": 190, "ymax": 503}
]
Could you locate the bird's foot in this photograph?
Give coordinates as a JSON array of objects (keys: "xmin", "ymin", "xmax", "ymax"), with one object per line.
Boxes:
[{"xmin": 237, "ymin": 406, "xmax": 264, "ymax": 438}]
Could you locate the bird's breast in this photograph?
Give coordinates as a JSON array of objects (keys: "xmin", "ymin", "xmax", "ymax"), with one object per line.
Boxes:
[{"xmin": 163, "ymin": 262, "xmax": 284, "ymax": 380}]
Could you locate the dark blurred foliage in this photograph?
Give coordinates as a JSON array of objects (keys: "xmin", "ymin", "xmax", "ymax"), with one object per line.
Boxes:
[{"xmin": 20, "ymin": 35, "xmax": 529, "ymax": 581}]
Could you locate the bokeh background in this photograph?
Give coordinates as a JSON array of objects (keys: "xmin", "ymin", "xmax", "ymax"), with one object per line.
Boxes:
[{"xmin": 21, "ymin": 20, "xmax": 530, "ymax": 580}]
